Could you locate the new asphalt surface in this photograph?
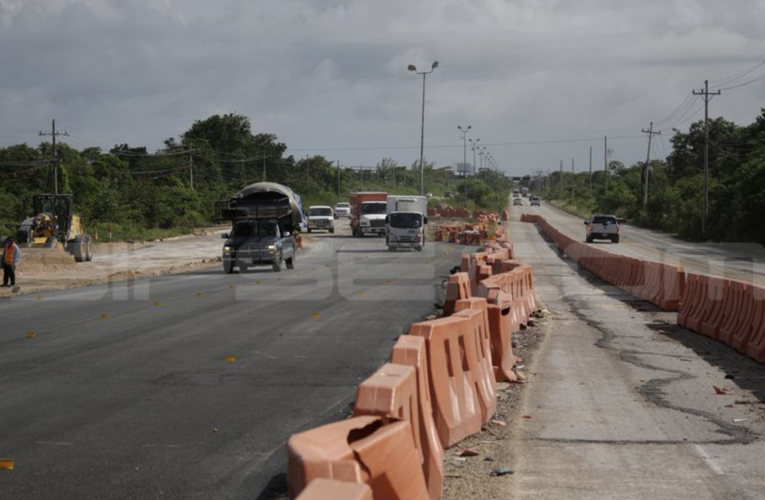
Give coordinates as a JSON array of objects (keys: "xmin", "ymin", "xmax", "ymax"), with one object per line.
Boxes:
[{"xmin": 0, "ymin": 220, "xmax": 462, "ymax": 499}]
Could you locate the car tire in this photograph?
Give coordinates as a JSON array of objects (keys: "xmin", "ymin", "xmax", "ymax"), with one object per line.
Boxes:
[
  {"xmin": 223, "ymin": 260, "xmax": 234, "ymax": 274},
  {"xmin": 307, "ymin": 228, "xmax": 312, "ymax": 233},
  {"xmin": 388, "ymin": 245, "xmax": 396, "ymax": 252},
  {"xmin": 286, "ymin": 249, "xmax": 295, "ymax": 269},
  {"xmin": 273, "ymin": 253, "xmax": 282, "ymax": 272},
  {"xmin": 237, "ymin": 260, "xmax": 248, "ymax": 273},
  {"xmin": 586, "ymin": 236, "xmax": 593, "ymax": 243},
  {"xmin": 330, "ymin": 228, "xmax": 335, "ymax": 234},
  {"xmin": 359, "ymin": 231, "xmax": 364, "ymax": 238},
  {"xmin": 612, "ymin": 236, "xmax": 620, "ymax": 244}
]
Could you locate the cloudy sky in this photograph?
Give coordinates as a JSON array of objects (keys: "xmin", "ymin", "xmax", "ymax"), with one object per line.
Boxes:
[{"xmin": 1, "ymin": 0, "xmax": 764, "ymax": 177}]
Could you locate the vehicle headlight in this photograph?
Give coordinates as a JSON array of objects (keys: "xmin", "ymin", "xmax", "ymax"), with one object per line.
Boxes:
[
  {"xmin": 361, "ymin": 220, "xmax": 370, "ymax": 226},
  {"xmin": 223, "ymin": 245, "xmax": 232, "ymax": 251},
  {"xmin": 267, "ymin": 244, "xmax": 276, "ymax": 250}
]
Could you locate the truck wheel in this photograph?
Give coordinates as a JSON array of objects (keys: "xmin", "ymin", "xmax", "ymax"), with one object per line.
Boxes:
[
  {"xmin": 273, "ymin": 253, "xmax": 283, "ymax": 272},
  {"xmin": 415, "ymin": 246, "xmax": 423, "ymax": 252},
  {"xmin": 586, "ymin": 236, "xmax": 593, "ymax": 243},
  {"xmin": 388, "ymin": 246, "xmax": 395, "ymax": 252},
  {"xmin": 359, "ymin": 231, "xmax": 364, "ymax": 238},
  {"xmin": 72, "ymin": 236, "xmax": 86, "ymax": 262},
  {"xmin": 307, "ymin": 228, "xmax": 312, "ymax": 233},
  {"xmin": 329, "ymin": 228, "xmax": 334, "ymax": 234},
  {"xmin": 612, "ymin": 236, "xmax": 620, "ymax": 244},
  {"xmin": 286, "ymin": 250, "xmax": 295, "ymax": 269},
  {"xmin": 236, "ymin": 260, "xmax": 248, "ymax": 273},
  {"xmin": 44, "ymin": 236, "xmax": 57, "ymax": 248},
  {"xmin": 85, "ymin": 235, "xmax": 94, "ymax": 261},
  {"xmin": 223, "ymin": 260, "xmax": 234, "ymax": 274}
]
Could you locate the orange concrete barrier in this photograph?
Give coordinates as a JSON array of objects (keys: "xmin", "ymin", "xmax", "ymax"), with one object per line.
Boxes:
[
  {"xmin": 391, "ymin": 336, "xmax": 444, "ymax": 500},
  {"xmin": 295, "ymin": 479, "xmax": 373, "ymax": 500},
  {"xmin": 745, "ymin": 287, "xmax": 765, "ymax": 363},
  {"xmin": 716, "ymin": 280, "xmax": 747, "ymax": 345},
  {"xmin": 678, "ymin": 274, "xmax": 712, "ymax": 332},
  {"xmin": 453, "ymin": 299, "xmax": 498, "ymax": 423},
  {"xmin": 408, "ymin": 315, "xmax": 483, "ymax": 448},
  {"xmin": 729, "ymin": 284, "xmax": 764, "ymax": 353},
  {"xmin": 287, "ymin": 416, "xmax": 429, "ymax": 500},
  {"xmin": 700, "ymin": 277, "xmax": 731, "ymax": 339},
  {"xmin": 443, "ymin": 272, "xmax": 471, "ymax": 316}
]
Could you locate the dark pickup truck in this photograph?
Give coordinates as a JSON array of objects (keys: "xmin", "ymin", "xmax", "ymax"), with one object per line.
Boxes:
[
  {"xmin": 216, "ymin": 182, "xmax": 304, "ymax": 273},
  {"xmin": 221, "ymin": 219, "xmax": 295, "ymax": 273}
]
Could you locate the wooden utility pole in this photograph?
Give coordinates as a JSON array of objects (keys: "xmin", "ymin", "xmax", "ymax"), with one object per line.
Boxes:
[
  {"xmin": 693, "ymin": 80, "xmax": 721, "ymax": 237},
  {"xmin": 189, "ymin": 148, "xmax": 195, "ymax": 189},
  {"xmin": 39, "ymin": 119, "xmax": 69, "ymax": 195},
  {"xmin": 641, "ymin": 122, "xmax": 661, "ymax": 208},
  {"xmin": 589, "ymin": 146, "xmax": 593, "ymax": 193}
]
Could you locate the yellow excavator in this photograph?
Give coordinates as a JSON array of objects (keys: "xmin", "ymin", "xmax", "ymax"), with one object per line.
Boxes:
[{"xmin": 12, "ymin": 194, "xmax": 93, "ymax": 262}]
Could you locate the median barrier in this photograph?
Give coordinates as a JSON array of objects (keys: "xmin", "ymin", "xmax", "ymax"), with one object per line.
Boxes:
[
  {"xmin": 443, "ymin": 272, "xmax": 471, "ymax": 316},
  {"xmin": 700, "ymin": 277, "xmax": 731, "ymax": 339},
  {"xmin": 678, "ymin": 274, "xmax": 707, "ymax": 331},
  {"xmin": 391, "ymin": 336, "xmax": 444, "ymax": 500},
  {"xmin": 458, "ymin": 296, "xmax": 520, "ymax": 382},
  {"xmin": 295, "ymin": 479, "xmax": 373, "ymax": 500},
  {"xmin": 287, "ymin": 416, "xmax": 429, "ymax": 500},
  {"xmin": 729, "ymin": 284, "xmax": 764, "ymax": 353},
  {"xmin": 408, "ymin": 315, "xmax": 483, "ymax": 448},
  {"xmin": 453, "ymin": 299, "xmax": 498, "ymax": 423},
  {"xmin": 716, "ymin": 280, "xmax": 747, "ymax": 345},
  {"xmin": 746, "ymin": 286, "xmax": 765, "ymax": 363}
]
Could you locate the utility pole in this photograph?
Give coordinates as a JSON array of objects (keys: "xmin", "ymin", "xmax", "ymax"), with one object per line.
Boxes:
[
  {"xmin": 589, "ymin": 146, "xmax": 593, "ymax": 193},
  {"xmin": 571, "ymin": 158, "xmax": 575, "ymax": 198},
  {"xmin": 603, "ymin": 136, "xmax": 608, "ymax": 195},
  {"xmin": 262, "ymin": 154, "xmax": 267, "ymax": 182},
  {"xmin": 559, "ymin": 160, "xmax": 564, "ymax": 195},
  {"xmin": 189, "ymin": 148, "xmax": 195, "ymax": 189},
  {"xmin": 39, "ymin": 119, "xmax": 69, "ymax": 195},
  {"xmin": 336, "ymin": 160, "xmax": 341, "ymax": 196},
  {"xmin": 693, "ymin": 80, "xmax": 721, "ymax": 237},
  {"xmin": 641, "ymin": 122, "xmax": 661, "ymax": 208}
]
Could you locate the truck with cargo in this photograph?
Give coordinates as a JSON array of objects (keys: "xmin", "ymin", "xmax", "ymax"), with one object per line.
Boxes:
[
  {"xmin": 215, "ymin": 182, "xmax": 305, "ymax": 273},
  {"xmin": 385, "ymin": 195, "xmax": 428, "ymax": 251},
  {"xmin": 350, "ymin": 191, "xmax": 389, "ymax": 237}
]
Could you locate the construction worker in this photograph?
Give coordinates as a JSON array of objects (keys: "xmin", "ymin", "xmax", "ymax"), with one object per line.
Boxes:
[{"xmin": 2, "ymin": 236, "xmax": 20, "ymax": 287}]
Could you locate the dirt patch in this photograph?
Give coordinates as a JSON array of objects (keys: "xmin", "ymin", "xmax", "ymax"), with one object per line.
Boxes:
[
  {"xmin": 18, "ymin": 247, "xmax": 78, "ymax": 273},
  {"xmin": 442, "ymin": 310, "xmax": 548, "ymax": 500}
]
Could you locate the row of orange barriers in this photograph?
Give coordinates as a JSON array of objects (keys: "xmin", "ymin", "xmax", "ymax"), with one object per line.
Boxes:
[
  {"xmin": 521, "ymin": 213, "xmax": 685, "ymax": 312},
  {"xmin": 433, "ymin": 223, "xmax": 505, "ymax": 245},
  {"xmin": 678, "ymin": 274, "xmax": 765, "ymax": 364},
  {"xmin": 427, "ymin": 207, "xmax": 471, "ymax": 218},
  {"xmin": 289, "ymin": 227, "xmax": 540, "ymax": 499},
  {"xmin": 521, "ymin": 214, "xmax": 765, "ymax": 366}
]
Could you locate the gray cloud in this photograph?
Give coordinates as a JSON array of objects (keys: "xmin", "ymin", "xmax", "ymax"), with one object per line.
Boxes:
[{"xmin": 0, "ymin": 0, "xmax": 763, "ymax": 174}]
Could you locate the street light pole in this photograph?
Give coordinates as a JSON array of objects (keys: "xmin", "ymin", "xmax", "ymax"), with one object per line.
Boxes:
[
  {"xmin": 408, "ymin": 61, "xmax": 440, "ymax": 196},
  {"xmin": 458, "ymin": 125, "xmax": 471, "ymax": 178},
  {"xmin": 469, "ymin": 137, "xmax": 480, "ymax": 175}
]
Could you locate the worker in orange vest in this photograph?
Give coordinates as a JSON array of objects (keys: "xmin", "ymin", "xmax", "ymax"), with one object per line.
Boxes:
[{"xmin": 2, "ymin": 236, "xmax": 20, "ymax": 287}]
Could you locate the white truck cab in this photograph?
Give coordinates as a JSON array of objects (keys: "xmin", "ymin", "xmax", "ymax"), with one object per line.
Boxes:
[{"xmin": 385, "ymin": 195, "xmax": 428, "ymax": 251}]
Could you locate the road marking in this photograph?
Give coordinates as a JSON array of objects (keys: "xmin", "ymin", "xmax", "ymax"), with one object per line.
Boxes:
[
  {"xmin": 101, "ymin": 313, "xmax": 110, "ymax": 320},
  {"xmin": 311, "ymin": 312, "xmax": 321, "ymax": 319},
  {"xmin": 26, "ymin": 331, "xmax": 36, "ymax": 339},
  {"xmin": 694, "ymin": 444, "xmax": 724, "ymax": 475},
  {"xmin": 0, "ymin": 459, "xmax": 14, "ymax": 470},
  {"xmin": 224, "ymin": 355, "xmax": 236, "ymax": 363}
]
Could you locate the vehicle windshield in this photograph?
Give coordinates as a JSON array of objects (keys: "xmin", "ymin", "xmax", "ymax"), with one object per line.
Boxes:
[
  {"xmin": 362, "ymin": 202, "xmax": 386, "ymax": 215},
  {"xmin": 231, "ymin": 220, "xmax": 279, "ymax": 238},
  {"xmin": 531, "ymin": 197, "xmax": 540, "ymax": 201},
  {"xmin": 390, "ymin": 213, "xmax": 422, "ymax": 229},
  {"xmin": 592, "ymin": 216, "xmax": 617, "ymax": 225},
  {"xmin": 309, "ymin": 208, "xmax": 332, "ymax": 217},
  {"xmin": 335, "ymin": 203, "xmax": 349, "ymax": 208}
]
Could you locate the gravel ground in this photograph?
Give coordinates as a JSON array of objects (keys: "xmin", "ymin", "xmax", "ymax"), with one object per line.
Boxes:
[{"xmin": 442, "ymin": 309, "xmax": 549, "ymax": 500}]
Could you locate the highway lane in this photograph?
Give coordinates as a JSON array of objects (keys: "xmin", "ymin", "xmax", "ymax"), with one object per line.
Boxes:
[
  {"xmin": 506, "ymin": 210, "xmax": 765, "ymax": 499},
  {"xmin": 513, "ymin": 200, "xmax": 765, "ymax": 285},
  {"xmin": 0, "ymin": 219, "xmax": 462, "ymax": 500}
]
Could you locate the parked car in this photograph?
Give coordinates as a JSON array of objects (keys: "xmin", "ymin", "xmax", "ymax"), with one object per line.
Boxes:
[
  {"xmin": 334, "ymin": 202, "xmax": 351, "ymax": 219},
  {"xmin": 530, "ymin": 196, "xmax": 541, "ymax": 207},
  {"xmin": 585, "ymin": 214, "xmax": 620, "ymax": 243},
  {"xmin": 307, "ymin": 205, "xmax": 335, "ymax": 233},
  {"xmin": 512, "ymin": 198, "xmax": 523, "ymax": 206}
]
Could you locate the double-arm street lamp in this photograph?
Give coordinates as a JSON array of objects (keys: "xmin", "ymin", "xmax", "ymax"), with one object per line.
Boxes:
[
  {"xmin": 457, "ymin": 125, "xmax": 471, "ymax": 178},
  {"xmin": 408, "ymin": 61, "xmax": 440, "ymax": 196}
]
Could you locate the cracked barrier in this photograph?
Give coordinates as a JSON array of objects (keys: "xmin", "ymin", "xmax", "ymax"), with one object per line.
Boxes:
[
  {"xmin": 287, "ymin": 416, "xmax": 429, "ymax": 500},
  {"xmin": 295, "ymin": 478, "xmax": 373, "ymax": 500},
  {"xmin": 390, "ymin": 335, "xmax": 444, "ymax": 500}
]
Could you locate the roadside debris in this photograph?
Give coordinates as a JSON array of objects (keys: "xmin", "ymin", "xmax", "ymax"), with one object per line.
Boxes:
[
  {"xmin": 490, "ymin": 467, "xmax": 514, "ymax": 476},
  {"xmin": 713, "ymin": 385, "xmax": 728, "ymax": 395}
]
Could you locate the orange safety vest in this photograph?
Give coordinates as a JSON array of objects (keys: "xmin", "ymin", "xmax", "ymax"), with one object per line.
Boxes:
[{"xmin": 3, "ymin": 244, "xmax": 18, "ymax": 265}]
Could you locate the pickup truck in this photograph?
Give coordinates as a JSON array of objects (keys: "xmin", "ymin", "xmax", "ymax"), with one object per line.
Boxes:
[
  {"xmin": 584, "ymin": 214, "xmax": 620, "ymax": 243},
  {"xmin": 222, "ymin": 219, "xmax": 296, "ymax": 272},
  {"xmin": 216, "ymin": 181, "xmax": 303, "ymax": 273}
]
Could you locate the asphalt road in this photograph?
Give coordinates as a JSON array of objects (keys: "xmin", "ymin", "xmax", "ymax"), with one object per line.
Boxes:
[
  {"xmin": 0, "ymin": 219, "xmax": 462, "ymax": 500},
  {"xmin": 513, "ymin": 200, "xmax": 765, "ymax": 285},
  {"xmin": 505, "ymin": 206, "xmax": 765, "ymax": 499}
]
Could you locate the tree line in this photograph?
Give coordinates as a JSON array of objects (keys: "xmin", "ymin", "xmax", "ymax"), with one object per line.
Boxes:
[
  {"xmin": 0, "ymin": 113, "xmax": 512, "ymax": 239},
  {"xmin": 533, "ymin": 108, "xmax": 765, "ymax": 244}
]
